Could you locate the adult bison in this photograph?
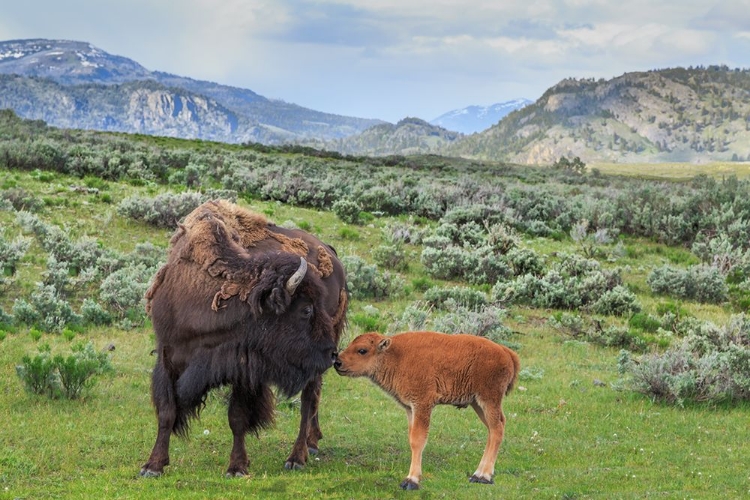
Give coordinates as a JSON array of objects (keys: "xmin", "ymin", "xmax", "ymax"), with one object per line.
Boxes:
[{"xmin": 139, "ymin": 200, "xmax": 348, "ymax": 477}]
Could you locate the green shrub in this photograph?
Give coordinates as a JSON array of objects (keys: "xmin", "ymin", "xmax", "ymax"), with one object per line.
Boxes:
[
  {"xmin": 647, "ymin": 264, "xmax": 728, "ymax": 304},
  {"xmin": 592, "ymin": 285, "xmax": 641, "ymax": 316},
  {"xmin": 16, "ymin": 342, "xmax": 113, "ymax": 400},
  {"xmin": 629, "ymin": 313, "xmax": 662, "ymax": 333},
  {"xmin": 621, "ymin": 314, "xmax": 750, "ymax": 404},
  {"xmin": 372, "ymin": 243, "xmax": 408, "ymax": 272},
  {"xmin": 0, "ymin": 230, "xmax": 32, "ymax": 275},
  {"xmin": 117, "ymin": 190, "xmax": 237, "ymax": 228},
  {"xmin": 411, "ymin": 277, "xmax": 434, "ymax": 292},
  {"xmin": 342, "ymin": 255, "xmax": 405, "ymax": 300},
  {"xmin": 493, "ymin": 253, "xmax": 637, "ymax": 313},
  {"xmin": 423, "ymin": 286, "xmax": 488, "ymax": 310},
  {"xmin": 99, "ymin": 263, "xmax": 157, "ymax": 324},
  {"xmin": 337, "ymin": 227, "xmax": 360, "ymax": 240},
  {"xmin": 332, "ymin": 199, "xmax": 362, "ymax": 224},
  {"xmin": 432, "ymin": 303, "xmax": 512, "ymax": 346},
  {"xmin": 53, "ymin": 342, "xmax": 113, "ymax": 399},
  {"xmin": 81, "ymin": 299, "xmax": 113, "ymax": 326},
  {"xmin": 16, "ymin": 344, "xmax": 58, "ymax": 397}
]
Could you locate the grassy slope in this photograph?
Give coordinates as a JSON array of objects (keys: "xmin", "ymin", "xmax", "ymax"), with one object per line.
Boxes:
[{"xmin": 1, "ymin": 168, "xmax": 749, "ymax": 499}]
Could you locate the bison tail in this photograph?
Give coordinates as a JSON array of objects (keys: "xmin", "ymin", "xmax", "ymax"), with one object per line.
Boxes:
[{"xmin": 505, "ymin": 348, "xmax": 521, "ymax": 396}]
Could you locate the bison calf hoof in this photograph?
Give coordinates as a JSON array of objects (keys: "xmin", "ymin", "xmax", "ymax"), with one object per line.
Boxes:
[
  {"xmin": 469, "ymin": 474, "xmax": 494, "ymax": 485},
  {"xmin": 399, "ymin": 479, "xmax": 420, "ymax": 490}
]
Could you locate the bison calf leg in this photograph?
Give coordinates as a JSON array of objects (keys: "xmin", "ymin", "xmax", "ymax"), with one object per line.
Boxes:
[
  {"xmin": 140, "ymin": 363, "xmax": 176, "ymax": 477},
  {"xmin": 285, "ymin": 376, "xmax": 322, "ymax": 470},
  {"xmin": 400, "ymin": 405, "xmax": 432, "ymax": 490},
  {"xmin": 469, "ymin": 400, "xmax": 505, "ymax": 484}
]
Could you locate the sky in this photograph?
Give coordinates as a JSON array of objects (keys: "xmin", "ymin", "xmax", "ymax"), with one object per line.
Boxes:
[{"xmin": 2, "ymin": 0, "xmax": 750, "ymax": 123}]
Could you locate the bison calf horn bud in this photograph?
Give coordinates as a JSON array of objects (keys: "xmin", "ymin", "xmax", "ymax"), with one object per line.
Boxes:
[{"xmin": 286, "ymin": 257, "xmax": 308, "ymax": 294}]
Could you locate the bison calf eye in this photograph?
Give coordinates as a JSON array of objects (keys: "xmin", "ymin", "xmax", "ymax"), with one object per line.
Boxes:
[{"xmin": 357, "ymin": 348, "xmax": 368, "ymax": 355}]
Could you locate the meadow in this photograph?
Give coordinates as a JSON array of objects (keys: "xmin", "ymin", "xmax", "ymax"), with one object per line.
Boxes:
[{"xmin": 1, "ymin": 127, "xmax": 749, "ymax": 499}]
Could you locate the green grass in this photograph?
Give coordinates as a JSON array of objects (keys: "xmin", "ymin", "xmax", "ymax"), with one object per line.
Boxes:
[
  {"xmin": 2, "ymin": 167, "xmax": 750, "ymax": 499},
  {"xmin": 2, "ymin": 326, "xmax": 749, "ymax": 499}
]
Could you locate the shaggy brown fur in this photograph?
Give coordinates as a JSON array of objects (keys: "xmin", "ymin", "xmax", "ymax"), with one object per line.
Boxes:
[
  {"xmin": 334, "ymin": 331, "xmax": 519, "ymax": 490},
  {"xmin": 140, "ymin": 200, "xmax": 348, "ymax": 478}
]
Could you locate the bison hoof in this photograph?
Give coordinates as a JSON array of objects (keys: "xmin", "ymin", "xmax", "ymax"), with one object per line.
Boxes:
[
  {"xmin": 284, "ymin": 460, "xmax": 304, "ymax": 471},
  {"xmin": 307, "ymin": 446, "xmax": 319, "ymax": 456},
  {"xmin": 400, "ymin": 479, "xmax": 420, "ymax": 490},
  {"xmin": 469, "ymin": 474, "xmax": 494, "ymax": 484},
  {"xmin": 225, "ymin": 470, "xmax": 246, "ymax": 478},
  {"xmin": 139, "ymin": 468, "xmax": 162, "ymax": 478}
]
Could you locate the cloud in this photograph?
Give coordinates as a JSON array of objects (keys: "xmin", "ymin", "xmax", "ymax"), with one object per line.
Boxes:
[{"xmin": 1, "ymin": 0, "xmax": 749, "ymax": 122}]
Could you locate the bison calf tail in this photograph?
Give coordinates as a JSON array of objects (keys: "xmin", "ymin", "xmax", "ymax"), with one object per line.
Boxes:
[{"xmin": 506, "ymin": 348, "xmax": 521, "ymax": 396}]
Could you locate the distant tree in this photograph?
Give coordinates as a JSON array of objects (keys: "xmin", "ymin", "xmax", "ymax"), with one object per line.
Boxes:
[{"xmin": 553, "ymin": 156, "xmax": 586, "ymax": 174}]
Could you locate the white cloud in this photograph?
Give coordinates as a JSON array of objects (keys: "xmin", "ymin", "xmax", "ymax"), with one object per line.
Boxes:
[{"xmin": 1, "ymin": 1, "xmax": 749, "ymax": 122}]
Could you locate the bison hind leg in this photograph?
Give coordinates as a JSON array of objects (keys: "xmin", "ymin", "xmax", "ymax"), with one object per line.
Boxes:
[{"xmin": 226, "ymin": 384, "xmax": 275, "ymax": 477}]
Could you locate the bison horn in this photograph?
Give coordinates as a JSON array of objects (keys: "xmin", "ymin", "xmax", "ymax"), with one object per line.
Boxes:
[{"xmin": 286, "ymin": 257, "xmax": 308, "ymax": 294}]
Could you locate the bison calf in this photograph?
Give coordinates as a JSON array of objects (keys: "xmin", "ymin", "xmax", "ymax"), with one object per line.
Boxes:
[{"xmin": 334, "ymin": 331, "xmax": 519, "ymax": 490}]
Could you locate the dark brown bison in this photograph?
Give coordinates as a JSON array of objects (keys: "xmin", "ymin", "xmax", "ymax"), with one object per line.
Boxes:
[
  {"xmin": 139, "ymin": 200, "xmax": 348, "ymax": 477},
  {"xmin": 334, "ymin": 331, "xmax": 519, "ymax": 490}
]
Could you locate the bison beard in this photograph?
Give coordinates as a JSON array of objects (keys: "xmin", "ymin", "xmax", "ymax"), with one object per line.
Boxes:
[{"xmin": 139, "ymin": 201, "xmax": 347, "ymax": 478}]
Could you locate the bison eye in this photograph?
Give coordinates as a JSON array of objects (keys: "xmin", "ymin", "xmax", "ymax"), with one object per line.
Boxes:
[
  {"xmin": 357, "ymin": 348, "xmax": 368, "ymax": 355},
  {"xmin": 302, "ymin": 305, "xmax": 313, "ymax": 318}
]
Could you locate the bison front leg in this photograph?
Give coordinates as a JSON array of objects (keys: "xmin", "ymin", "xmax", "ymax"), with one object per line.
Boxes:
[
  {"xmin": 400, "ymin": 405, "xmax": 432, "ymax": 490},
  {"xmin": 140, "ymin": 363, "xmax": 176, "ymax": 477},
  {"xmin": 226, "ymin": 385, "xmax": 275, "ymax": 477},
  {"xmin": 284, "ymin": 376, "xmax": 322, "ymax": 470}
]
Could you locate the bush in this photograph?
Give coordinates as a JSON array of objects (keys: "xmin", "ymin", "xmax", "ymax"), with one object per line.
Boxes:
[
  {"xmin": 117, "ymin": 190, "xmax": 237, "ymax": 228},
  {"xmin": 341, "ymin": 255, "xmax": 405, "ymax": 300},
  {"xmin": 99, "ymin": 263, "xmax": 157, "ymax": 325},
  {"xmin": 423, "ymin": 286, "xmax": 488, "ymax": 310},
  {"xmin": 53, "ymin": 342, "xmax": 113, "ymax": 399},
  {"xmin": 81, "ymin": 299, "xmax": 113, "ymax": 326},
  {"xmin": 592, "ymin": 285, "xmax": 641, "ymax": 316},
  {"xmin": 12, "ymin": 284, "xmax": 81, "ymax": 332},
  {"xmin": 332, "ymin": 199, "xmax": 362, "ymax": 225},
  {"xmin": 647, "ymin": 264, "xmax": 728, "ymax": 303},
  {"xmin": 372, "ymin": 242, "xmax": 408, "ymax": 272},
  {"xmin": 0, "ymin": 230, "xmax": 31, "ymax": 275},
  {"xmin": 621, "ymin": 314, "xmax": 750, "ymax": 404},
  {"xmin": 16, "ymin": 342, "xmax": 113, "ymax": 399},
  {"xmin": 493, "ymin": 253, "xmax": 637, "ymax": 313},
  {"xmin": 431, "ymin": 303, "xmax": 512, "ymax": 346}
]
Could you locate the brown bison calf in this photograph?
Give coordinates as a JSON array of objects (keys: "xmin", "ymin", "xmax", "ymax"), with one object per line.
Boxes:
[{"xmin": 334, "ymin": 331, "xmax": 520, "ymax": 490}]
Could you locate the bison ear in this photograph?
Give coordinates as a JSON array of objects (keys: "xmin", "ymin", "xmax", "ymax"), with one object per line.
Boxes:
[{"xmin": 377, "ymin": 338, "xmax": 391, "ymax": 352}]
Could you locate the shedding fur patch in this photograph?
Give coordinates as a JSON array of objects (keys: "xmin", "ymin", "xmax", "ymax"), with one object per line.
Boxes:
[
  {"xmin": 145, "ymin": 199, "xmax": 334, "ymax": 312},
  {"xmin": 144, "ymin": 265, "xmax": 168, "ymax": 316},
  {"xmin": 316, "ymin": 246, "xmax": 334, "ymax": 278}
]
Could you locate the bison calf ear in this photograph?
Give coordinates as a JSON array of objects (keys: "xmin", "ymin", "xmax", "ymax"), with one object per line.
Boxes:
[{"xmin": 377, "ymin": 338, "xmax": 392, "ymax": 352}]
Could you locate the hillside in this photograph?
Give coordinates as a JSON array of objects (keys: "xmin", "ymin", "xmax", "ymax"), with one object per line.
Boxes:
[
  {"xmin": 447, "ymin": 66, "xmax": 750, "ymax": 164},
  {"xmin": 306, "ymin": 117, "xmax": 463, "ymax": 156},
  {"xmin": 0, "ymin": 39, "xmax": 383, "ymax": 143}
]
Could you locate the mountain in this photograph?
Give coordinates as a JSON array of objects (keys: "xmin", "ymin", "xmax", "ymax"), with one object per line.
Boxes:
[
  {"xmin": 445, "ymin": 66, "xmax": 750, "ymax": 164},
  {"xmin": 0, "ymin": 39, "xmax": 384, "ymax": 143},
  {"xmin": 306, "ymin": 117, "xmax": 463, "ymax": 156},
  {"xmin": 430, "ymin": 99, "xmax": 531, "ymax": 134}
]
